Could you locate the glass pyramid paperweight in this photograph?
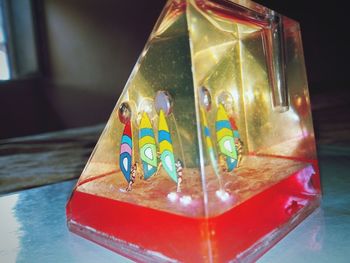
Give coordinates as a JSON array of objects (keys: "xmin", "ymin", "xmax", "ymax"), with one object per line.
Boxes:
[{"xmin": 66, "ymin": 0, "xmax": 321, "ymax": 262}]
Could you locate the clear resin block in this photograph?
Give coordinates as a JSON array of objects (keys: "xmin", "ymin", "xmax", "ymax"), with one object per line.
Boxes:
[{"xmin": 66, "ymin": 0, "xmax": 321, "ymax": 262}]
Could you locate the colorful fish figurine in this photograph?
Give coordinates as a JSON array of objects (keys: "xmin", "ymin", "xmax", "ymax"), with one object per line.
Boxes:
[
  {"xmin": 119, "ymin": 120, "xmax": 133, "ymax": 182},
  {"xmin": 216, "ymin": 104, "xmax": 238, "ymax": 172},
  {"xmin": 158, "ymin": 109, "xmax": 177, "ymax": 182},
  {"xmin": 139, "ymin": 112, "xmax": 158, "ymax": 179}
]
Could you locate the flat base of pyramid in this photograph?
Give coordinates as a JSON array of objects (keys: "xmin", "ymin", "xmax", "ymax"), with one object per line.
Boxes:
[
  {"xmin": 67, "ymin": 219, "xmax": 178, "ymax": 263},
  {"xmin": 67, "ymin": 159, "xmax": 321, "ymax": 262},
  {"xmin": 67, "ymin": 198, "xmax": 320, "ymax": 262}
]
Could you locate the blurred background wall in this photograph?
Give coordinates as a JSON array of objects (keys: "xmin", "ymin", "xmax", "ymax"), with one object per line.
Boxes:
[{"xmin": 0, "ymin": 0, "xmax": 348, "ymax": 142}]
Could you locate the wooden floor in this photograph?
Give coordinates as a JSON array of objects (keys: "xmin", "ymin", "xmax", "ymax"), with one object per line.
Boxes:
[{"xmin": 0, "ymin": 90, "xmax": 349, "ymax": 193}]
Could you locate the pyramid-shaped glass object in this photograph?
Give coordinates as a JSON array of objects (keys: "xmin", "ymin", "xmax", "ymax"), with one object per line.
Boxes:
[{"xmin": 66, "ymin": 0, "xmax": 321, "ymax": 261}]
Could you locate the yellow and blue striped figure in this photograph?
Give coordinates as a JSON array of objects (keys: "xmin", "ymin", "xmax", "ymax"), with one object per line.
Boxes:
[
  {"xmin": 216, "ymin": 104, "xmax": 238, "ymax": 172},
  {"xmin": 158, "ymin": 110, "xmax": 177, "ymax": 182},
  {"xmin": 138, "ymin": 112, "xmax": 157, "ymax": 179}
]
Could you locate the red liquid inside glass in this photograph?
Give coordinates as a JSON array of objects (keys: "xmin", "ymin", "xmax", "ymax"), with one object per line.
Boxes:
[{"xmin": 67, "ymin": 157, "xmax": 320, "ymax": 262}]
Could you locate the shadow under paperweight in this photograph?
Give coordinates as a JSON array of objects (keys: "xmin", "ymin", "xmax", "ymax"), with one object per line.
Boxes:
[{"xmin": 66, "ymin": 0, "xmax": 321, "ymax": 262}]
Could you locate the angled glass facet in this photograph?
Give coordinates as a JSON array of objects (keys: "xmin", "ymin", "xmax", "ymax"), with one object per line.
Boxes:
[{"xmin": 66, "ymin": 0, "xmax": 321, "ymax": 262}]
